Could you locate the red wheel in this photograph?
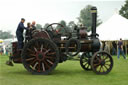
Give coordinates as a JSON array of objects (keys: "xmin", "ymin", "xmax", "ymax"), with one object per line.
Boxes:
[
  {"xmin": 91, "ymin": 51, "xmax": 113, "ymax": 75},
  {"xmin": 22, "ymin": 38, "xmax": 59, "ymax": 75}
]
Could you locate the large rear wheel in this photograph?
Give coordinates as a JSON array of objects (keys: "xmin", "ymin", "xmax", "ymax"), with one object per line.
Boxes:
[{"xmin": 22, "ymin": 38, "xmax": 59, "ymax": 75}]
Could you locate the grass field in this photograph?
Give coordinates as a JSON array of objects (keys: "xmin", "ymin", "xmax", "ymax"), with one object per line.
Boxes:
[{"xmin": 0, "ymin": 55, "xmax": 128, "ymax": 85}]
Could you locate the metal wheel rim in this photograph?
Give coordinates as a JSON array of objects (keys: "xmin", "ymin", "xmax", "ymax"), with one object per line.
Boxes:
[
  {"xmin": 80, "ymin": 52, "xmax": 92, "ymax": 71},
  {"xmin": 91, "ymin": 51, "xmax": 113, "ymax": 75},
  {"xmin": 22, "ymin": 38, "xmax": 59, "ymax": 74}
]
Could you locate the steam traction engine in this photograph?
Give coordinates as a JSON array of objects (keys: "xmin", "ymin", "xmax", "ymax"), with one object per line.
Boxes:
[{"xmin": 6, "ymin": 7, "xmax": 113, "ymax": 75}]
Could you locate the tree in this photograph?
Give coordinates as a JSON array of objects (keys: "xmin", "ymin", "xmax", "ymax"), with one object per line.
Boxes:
[
  {"xmin": 56, "ymin": 20, "xmax": 66, "ymax": 34},
  {"xmin": 0, "ymin": 30, "xmax": 13, "ymax": 39},
  {"xmin": 119, "ymin": 0, "xmax": 128, "ymax": 19},
  {"xmin": 58, "ymin": 20, "xmax": 72, "ymax": 34},
  {"xmin": 68, "ymin": 21, "xmax": 76, "ymax": 32},
  {"xmin": 36, "ymin": 24, "xmax": 42, "ymax": 30},
  {"xmin": 77, "ymin": 5, "xmax": 102, "ymax": 32}
]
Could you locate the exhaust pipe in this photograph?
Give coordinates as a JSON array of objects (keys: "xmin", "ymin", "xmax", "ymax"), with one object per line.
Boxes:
[{"xmin": 91, "ymin": 6, "xmax": 97, "ymax": 38}]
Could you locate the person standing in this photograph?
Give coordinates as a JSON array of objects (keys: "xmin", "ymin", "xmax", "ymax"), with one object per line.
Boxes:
[
  {"xmin": 31, "ymin": 21, "xmax": 36, "ymax": 31},
  {"xmin": 104, "ymin": 42, "xmax": 109, "ymax": 53},
  {"xmin": 25, "ymin": 22, "xmax": 32, "ymax": 43},
  {"xmin": 117, "ymin": 38, "xmax": 126, "ymax": 59},
  {"xmin": 16, "ymin": 18, "xmax": 27, "ymax": 50},
  {"xmin": 25, "ymin": 22, "xmax": 32, "ymax": 36},
  {"xmin": 5, "ymin": 45, "xmax": 8, "ymax": 55},
  {"xmin": 112, "ymin": 41, "xmax": 117, "ymax": 55},
  {"xmin": 1, "ymin": 47, "xmax": 3, "ymax": 55}
]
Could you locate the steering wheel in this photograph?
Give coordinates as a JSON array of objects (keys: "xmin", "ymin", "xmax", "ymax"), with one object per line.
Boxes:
[{"xmin": 46, "ymin": 23, "xmax": 67, "ymax": 34}]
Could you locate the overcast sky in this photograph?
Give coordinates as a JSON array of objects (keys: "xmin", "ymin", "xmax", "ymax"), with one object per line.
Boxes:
[{"xmin": 0, "ymin": 0, "xmax": 125, "ymax": 35}]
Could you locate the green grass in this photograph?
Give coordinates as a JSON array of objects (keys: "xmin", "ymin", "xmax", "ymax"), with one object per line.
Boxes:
[{"xmin": 0, "ymin": 55, "xmax": 128, "ymax": 85}]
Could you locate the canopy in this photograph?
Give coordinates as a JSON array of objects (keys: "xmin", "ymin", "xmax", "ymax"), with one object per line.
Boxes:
[{"xmin": 97, "ymin": 14, "xmax": 128, "ymax": 41}]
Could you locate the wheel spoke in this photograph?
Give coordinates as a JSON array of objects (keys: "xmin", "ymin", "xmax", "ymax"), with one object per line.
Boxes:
[
  {"xmin": 99, "ymin": 66, "xmax": 102, "ymax": 72},
  {"xmin": 40, "ymin": 44, "xmax": 43, "ymax": 52},
  {"xmin": 84, "ymin": 63, "xmax": 88, "ymax": 67},
  {"xmin": 83, "ymin": 58, "xmax": 88, "ymax": 62},
  {"xmin": 105, "ymin": 60, "xmax": 110, "ymax": 63},
  {"xmin": 102, "ymin": 54, "xmax": 107, "ymax": 59},
  {"xmin": 46, "ymin": 56, "xmax": 55, "ymax": 59},
  {"xmin": 88, "ymin": 66, "xmax": 91, "ymax": 69},
  {"xmin": 84, "ymin": 57, "xmax": 88, "ymax": 61},
  {"xmin": 96, "ymin": 55, "xmax": 101, "ymax": 61},
  {"xmin": 32, "ymin": 62, "xmax": 38, "ymax": 70},
  {"xmin": 26, "ymin": 57, "xmax": 35, "ymax": 61},
  {"xmin": 29, "ymin": 59, "xmax": 37, "ymax": 66},
  {"xmin": 45, "ymin": 49, "xmax": 51, "ymax": 55},
  {"xmin": 42, "ymin": 63, "xmax": 45, "ymax": 72},
  {"xmin": 104, "ymin": 65, "xmax": 108, "ymax": 70},
  {"xmin": 46, "ymin": 59, "xmax": 53, "ymax": 65},
  {"xmin": 34, "ymin": 47, "xmax": 38, "ymax": 52},
  {"xmin": 102, "ymin": 66, "xmax": 105, "ymax": 72},
  {"xmin": 29, "ymin": 54, "xmax": 36, "ymax": 56},
  {"xmin": 105, "ymin": 64, "xmax": 111, "ymax": 66},
  {"xmin": 27, "ymin": 48, "xmax": 35, "ymax": 53},
  {"xmin": 43, "ymin": 60, "xmax": 50, "ymax": 69},
  {"xmin": 93, "ymin": 63, "xmax": 100, "ymax": 68},
  {"xmin": 47, "ymin": 52, "xmax": 56, "ymax": 55},
  {"xmin": 38, "ymin": 61, "xmax": 41, "ymax": 72},
  {"xmin": 104, "ymin": 56, "xmax": 109, "ymax": 60},
  {"xmin": 87, "ymin": 64, "xmax": 89, "ymax": 69}
]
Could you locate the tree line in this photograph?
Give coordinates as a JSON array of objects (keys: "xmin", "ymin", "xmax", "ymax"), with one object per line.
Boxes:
[{"xmin": 0, "ymin": 30, "xmax": 13, "ymax": 39}]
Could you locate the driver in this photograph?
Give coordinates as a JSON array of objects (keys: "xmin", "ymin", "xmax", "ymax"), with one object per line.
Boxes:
[{"xmin": 16, "ymin": 18, "xmax": 27, "ymax": 50}]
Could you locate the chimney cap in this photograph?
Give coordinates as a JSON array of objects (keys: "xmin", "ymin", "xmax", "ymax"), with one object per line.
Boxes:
[{"xmin": 91, "ymin": 6, "xmax": 97, "ymax": 13}]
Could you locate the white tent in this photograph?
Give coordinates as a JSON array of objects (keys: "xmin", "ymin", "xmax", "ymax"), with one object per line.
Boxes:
[{"xmin": 97, "ymin": 13, "xmax": 128, "ymax": 41}]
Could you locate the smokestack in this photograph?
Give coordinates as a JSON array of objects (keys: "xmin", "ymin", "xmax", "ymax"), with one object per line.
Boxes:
[{"xmin": 91, "ymin": 6, "xmax": 97, "ymax": 38}]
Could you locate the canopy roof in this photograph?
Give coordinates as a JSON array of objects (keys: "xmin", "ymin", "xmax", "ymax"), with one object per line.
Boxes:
[{"xmin": 97, "ymin": 14, "xmax": 128, "ymax": 41}]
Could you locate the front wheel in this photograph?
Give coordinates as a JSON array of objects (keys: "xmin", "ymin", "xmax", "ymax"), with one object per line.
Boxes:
[
  {"xmin": 91, "ymin": 51, "xmax": 113, "ymax": 75},
  {"xmin": 80, "ymin": 52, "xmax": 92, "ymax": 71}
]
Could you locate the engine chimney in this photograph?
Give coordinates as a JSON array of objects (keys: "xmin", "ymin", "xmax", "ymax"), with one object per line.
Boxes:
[{"xmin": 91, "ymin": 6, "xmax": 97, "ymax": 38}]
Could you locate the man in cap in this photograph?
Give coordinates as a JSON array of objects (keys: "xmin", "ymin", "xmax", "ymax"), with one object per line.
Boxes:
[
  {"xmin": 6, "ymin": 18, "xmax": 26, "ymax": 66},
  {"xmin": 16, "ymin": 18, "xmax": 27, "ymax": 50}
]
